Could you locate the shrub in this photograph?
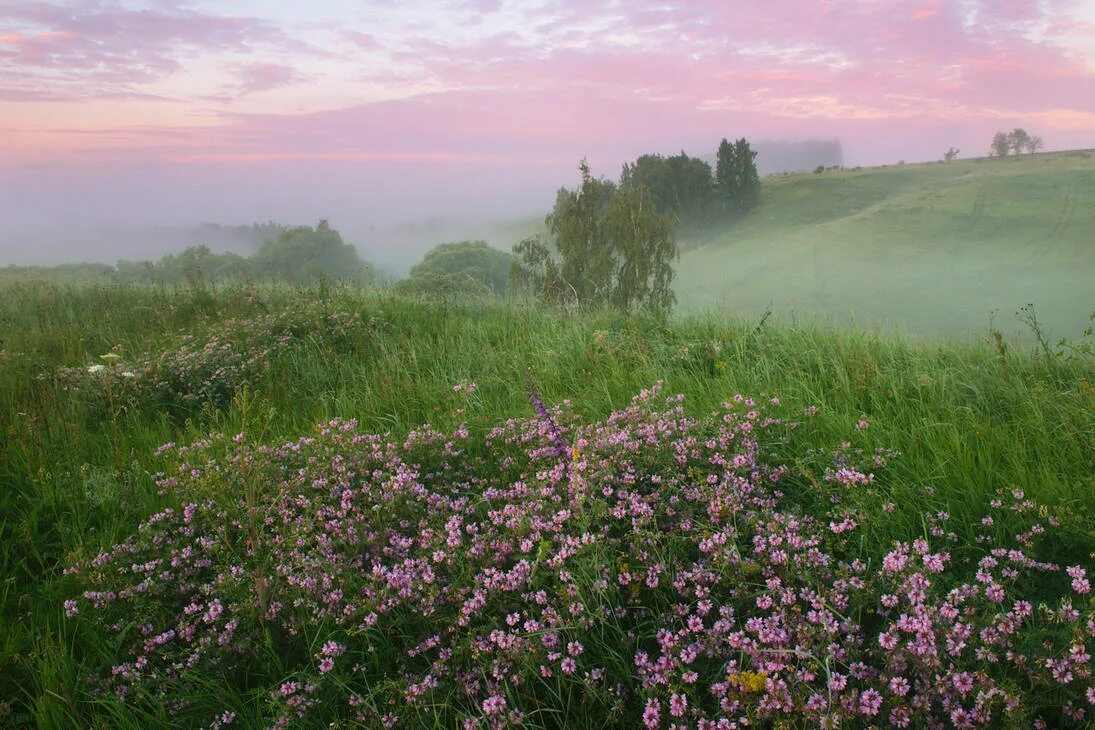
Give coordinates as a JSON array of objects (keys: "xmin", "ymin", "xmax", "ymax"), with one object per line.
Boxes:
[
  {"xmin": 404, "ymin": 241, "xmax": 515, "ymax": 296},
  {"xmin": 63, "ymin": 384, "xmax": 1093, "ymax": 727},
  {"xmin": 52, "ymin": 305, "xmax": 367, "ymax": 418}
]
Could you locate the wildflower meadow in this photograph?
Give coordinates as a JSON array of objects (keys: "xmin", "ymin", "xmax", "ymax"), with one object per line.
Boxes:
[{"xmin": 2, "ymin": 282, "xmax": 1092, "ymax": 728}]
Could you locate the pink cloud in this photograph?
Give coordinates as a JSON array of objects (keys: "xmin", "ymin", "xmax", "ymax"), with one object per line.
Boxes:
[
  {"xmin": 342, "ymin": 31, "xmax": 383, "ymax": 51},
  {"xmin": 229, "ymin": 62, "xmax": 305, "ymax": 97},
  {"xmin": 0, "ymin": 1, "xmax": 310, "ymax": 95}
]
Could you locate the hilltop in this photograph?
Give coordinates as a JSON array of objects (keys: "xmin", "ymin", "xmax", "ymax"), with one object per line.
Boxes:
[{"xmin": 676, "ymin": 150, "xmax": 1095, "ymax": 337}]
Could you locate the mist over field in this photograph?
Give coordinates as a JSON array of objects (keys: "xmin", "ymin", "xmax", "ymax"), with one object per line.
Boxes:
[
  {"xmin": 3, "ymin": 144, "xmax": 1090, "ymax": 337},
  {"xmin": 0, "ymin": 139, "xmax": 846, "ymax": 270},
  {"xmin": 4, "ymin": 0, "xmax": 1094, "ymax": 337},
  {"xmin": 0, "ymin": 137, "xmax": 842, "ymax": 276}
]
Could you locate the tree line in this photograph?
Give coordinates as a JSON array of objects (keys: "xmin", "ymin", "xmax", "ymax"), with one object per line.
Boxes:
[
  {"xmin": 393, "ymin": 138, "xmax": 762, "ymax": 313},
  {"xmin": 9, "ymin": 137, "xmax": 763, "ymax": 316},
  {"xmin": 111, "ymin": 221, "xmax": 374, "ymax": 286},
  {"xmin": 616, "ymin": 137, "xmax": 761, "ymax": 228},
  {"xmin": 506, "ymin": 138, "xmax": 760, "ymax": 314},
  {"xmin": 990, "ymin": 128, "xmax": 1043, "ymax": 157}
]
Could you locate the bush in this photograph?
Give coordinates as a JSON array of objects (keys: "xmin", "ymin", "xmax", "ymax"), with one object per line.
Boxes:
[
  {"xmin": 252, "ymin": 221, "xmax": 373, "ymax": 285},
  {"xmin": 403, "ymin": 241, "xmax": 515, "ymax": 296},
  {"xmin": 64, "ymin": 384, "xmax": 1094, "ymax": 727},
  {"xmin": 52, "ymin": 304, "xmax": 367, "ymax": 418},
  {"xmin": 392, "ymin": 271, "xmax": 496, "ymax": 300}
]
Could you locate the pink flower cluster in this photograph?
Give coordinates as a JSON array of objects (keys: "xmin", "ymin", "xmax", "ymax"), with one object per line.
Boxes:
[{"xmin": 65, "ymin": 385, "xmax": 1093, "ymax": 728}]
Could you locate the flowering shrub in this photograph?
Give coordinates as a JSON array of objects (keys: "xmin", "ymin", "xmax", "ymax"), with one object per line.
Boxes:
[
  {"xmin": 52, "ymin": 306, "xmax": 367, "ymax": 418},
  {"xmin": 64, "ymin": 384, "xmax": 1093, "ymax": 727}
]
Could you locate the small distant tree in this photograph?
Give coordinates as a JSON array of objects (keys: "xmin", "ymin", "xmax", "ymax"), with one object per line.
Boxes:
[
  {"xmin": 991, "ymin": 132, "xmax": 1011, "ymax": 157},
  {"xmin": 512, "ymin": 160, "xmax": 677, "ymax": 314},
  {"xmin": 1008, "ymin": 128, "xmax": 1031, "ymax": 156},
  {"xmin": 944, "ymin": 147, "xmax": 960, "ymax": 161},
  {"xmin": 1026, "ymin": 136, "xmax": 1044, "ymax": 155}
]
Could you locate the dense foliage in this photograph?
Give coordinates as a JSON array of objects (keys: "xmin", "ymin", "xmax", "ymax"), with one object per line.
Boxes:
[
  {"xmin": 991, "ymin": 129, "xmax": 1043, "ymax": 157},
  {"xmin": 615, "ymin": 140, "xmax": 762, "ymax": 227},
  {"xmin": 7, "ymin": 221, "xmax": 374, "ymax": 287},
  {"xmin": 513, "ymin": 161, "xmax": 677, "ymax": 313},
  {"xmin": 250, "ymin": 220, "xmax": 373, "ymax": 285},
  {"xmin": 117, "ymin": 246, "xmax": 250, "ymax": 286},
  {"xmin": 397, "ymin": 240, "xmax": 515, "ymax": 297},
  {"xmin": 512, "ymin": 137, "xmax": 765, "ymax": 313},
  {"xmin": 715, "ymin": 138, "xmax": 761, "ymax": 213},
  {"xmin": 620, "ymin": 152, "xmax": 716, "ymax": 227}
]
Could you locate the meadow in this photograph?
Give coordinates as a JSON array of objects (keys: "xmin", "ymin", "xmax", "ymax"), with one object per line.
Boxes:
[
  {"xmin": 675, "ymin": 151, "xmax": 1095, "ymax": 338},
  {"xmin": 1, "ymin": 281, "xmax": 1092, "ymax": 727}
]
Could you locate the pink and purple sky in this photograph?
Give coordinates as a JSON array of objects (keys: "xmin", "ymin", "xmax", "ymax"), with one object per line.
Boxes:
[{"xmin": 2, "ymin": 0, "xmax": 1094, "ymax": 262}]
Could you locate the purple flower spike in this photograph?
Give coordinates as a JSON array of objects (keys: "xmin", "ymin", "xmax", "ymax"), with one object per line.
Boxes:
[{"xmin": 524, "ymin": 377, "xmax": 571, "ymax": 464}]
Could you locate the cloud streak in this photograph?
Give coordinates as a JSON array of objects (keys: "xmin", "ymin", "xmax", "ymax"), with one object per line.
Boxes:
[{"xmin": 0, "ymin": 0, "xmax": 310, "ymax": 98}]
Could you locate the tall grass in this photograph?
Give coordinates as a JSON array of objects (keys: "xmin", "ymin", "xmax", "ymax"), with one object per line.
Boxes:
[{"xmin": 1, "ymin": 281, "xmax": 1091, "ymax": 726}]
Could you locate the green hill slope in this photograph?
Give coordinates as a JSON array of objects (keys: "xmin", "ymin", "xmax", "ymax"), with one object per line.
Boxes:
[{"xmin": 676, "ymin": 150, "xmax": 1095, "ymax": 338}]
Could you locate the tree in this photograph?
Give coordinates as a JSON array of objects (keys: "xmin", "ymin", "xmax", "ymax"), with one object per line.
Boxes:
[
  {"xmin": 252, "ymin": 220, "xmax": 372, "ymax": 284},
  {"xmin": 1026, "ymin": 136, "xmax": 1044, "ymax": 154},
  {"xmin": 732, "ymin": 138, "xmax": 761, "ymax": 209},
  {"xmin": 943, "ymin": 147, "xmax": 960, "ymax": 162},
  {"xmin": 714, "ymin": 137, "xmax": 760, "ymax": 213},
  {"xmin": 715, "ymin": 138, "xmax": 739, "ymax": 204},
  {"xmin": 512, "ymin": 160, "xmax": 677, "ymax": 314},
  {"xmin": 543, "ymin": 160, "xmax": 618, "ymax": 305},
  {"xmin": 991, "ymin": 132, "xmax": 1011, "ymax": 157},
  {"xmin": 511, "ymin": 236, "xmax": 565, "ymax": 304},
  {"xmin": 402, "ymin": 240, "xmax": 514, "ymax": 295},
  {"xmin": 119, "ymin": 245, "xmax": 252, "ymax": 286},
  {"xmin": 619, "ymin": 151, "xmax": 714, "ymax": 226},
  {"xmin": 601, "ymin": 184, "xmax": 678, "ymax": 312},
  {"xmin": 1008, "ymin": 128, "xmax": 1032, "ymax": 156}
]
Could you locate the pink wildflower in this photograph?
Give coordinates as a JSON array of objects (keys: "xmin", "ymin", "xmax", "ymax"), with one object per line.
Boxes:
[
  {"xmin": 889, "ymin": 676, "xmax": 909, "ymax": 696},
  {"xmin": 481, "ymin": 695, "xmax": 506, "ymax": 716},
  {"xmin": 1067, "ymin": 566, "xmax": 1090, "ymax": 594},
  {"xmin": 643, "ymin": 698, "xmax": 661, "ymax": 728},
  {"xmin": 859, "ymin": 689, "xmax": 882, "ymax": 716},
  {"xmin": 320, "ymin": 640, "xmax": 344, "ymax": 657}
]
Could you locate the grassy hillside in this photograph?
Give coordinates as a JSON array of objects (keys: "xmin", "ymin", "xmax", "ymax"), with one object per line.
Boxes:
[
  {"xmin": 1, "ymin": 283, "xmax": 1092, "ymax": 726},
  {"xmin": 676, "ymin": 150, "xmax": 1095, "ymax": 338}
]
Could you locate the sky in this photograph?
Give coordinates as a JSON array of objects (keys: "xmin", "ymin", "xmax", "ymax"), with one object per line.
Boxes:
[{"xmin": 2, "ymin": 0, "xmax": 1095, "ymax": 263}]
